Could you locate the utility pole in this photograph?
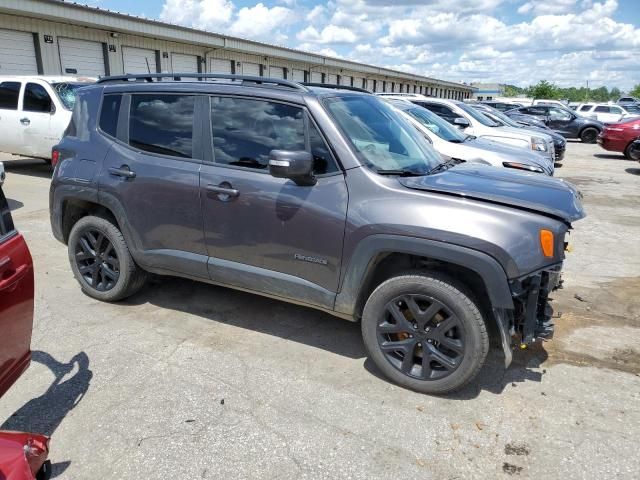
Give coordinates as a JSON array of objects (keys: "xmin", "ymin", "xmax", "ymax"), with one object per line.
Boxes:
[{"xmin": 586, "ymin": 80, "xmax": 590, "ymax": 101}]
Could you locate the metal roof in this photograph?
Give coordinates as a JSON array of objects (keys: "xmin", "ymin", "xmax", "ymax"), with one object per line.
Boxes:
[{"xmin": 0, "ymin": 0, "xmax": 472, "ymax": 90}]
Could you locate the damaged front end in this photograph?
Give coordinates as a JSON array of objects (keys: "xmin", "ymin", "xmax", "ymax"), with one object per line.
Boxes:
[{"xmin": 494, "ymin": 264, "xmax": 563, "ymax": 367}]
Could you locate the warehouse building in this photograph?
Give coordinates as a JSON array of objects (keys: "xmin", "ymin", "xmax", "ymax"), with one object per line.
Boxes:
[{"xmin": 0, "ymin": 0, "xmax": 473, "ymax": 99}]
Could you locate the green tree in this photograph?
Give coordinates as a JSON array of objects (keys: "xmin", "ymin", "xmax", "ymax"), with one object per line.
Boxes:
[
  {"xmin": 528, "ymin": 80, "xmax": 558, "ymax": 100},
  {"xmin": 630, "ymin": 84, "xmax": 640, "ymax": 98},
  {"xmin": 609, "ymin": 87, "xmax": 621, "ymax": 101}
]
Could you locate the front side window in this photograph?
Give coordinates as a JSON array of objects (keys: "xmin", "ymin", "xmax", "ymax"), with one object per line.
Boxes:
[
  {"xmin": 23, "ymin": 83, "xmax": 52, "ymax": 113},
  {"xmin": 324, "ymin": 94, "xmax": 440, "ymax": 173},
  {"xmin": 580, "ymin": 104, "xmax": 593, "ymax": 111},
  {"xmin": 406, "ymin": 106, "xmax": 466, "ymax": 142},
  {"xmin": 210, "ymin": 97, "xmax": 305, "ymax": 170},
  {"xmin": 0, "ymin": 82, "xmax": 20, "ymax": 110},
  {"xmin": 594, "ymin": 106, "xmax": 609, "ymax": 113},
  {"xmin": 457, "ymin": 102, "xmax": 498, "ymax": 126},
  {"xmin": 129, "ymin": 94, "xmax": 195, "ymax": 158}
]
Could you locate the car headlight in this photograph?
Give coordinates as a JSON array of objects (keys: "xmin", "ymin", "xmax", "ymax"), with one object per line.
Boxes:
[
  {"xmin": 531, "ymin": 136, "xmax": 547, "ymax": 151},
  {"xmin": 502, "ymin": 161, "xmax": 545, "ymax": 173}
]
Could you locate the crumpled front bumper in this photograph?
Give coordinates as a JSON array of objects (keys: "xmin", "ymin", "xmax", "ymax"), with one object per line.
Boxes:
[{"xmin": 511, "ymin": 264, "xmax": 563, "ymax": 344}]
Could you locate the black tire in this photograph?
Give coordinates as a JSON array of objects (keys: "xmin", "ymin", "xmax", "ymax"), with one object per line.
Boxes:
[
  {"xmin": 68, "ymin": 215, "xmax": 147, "ymax": 301},
  {"xmin": 580, "ymin": 127, "xmax": 599, "ymax": 143},
  {"xmin": 361, "ymin": 272, "xmax": 489, "ymax": 394},
  {"xmin": 624, "ymin": 142, "xmax": 634, "ymax": 160}
]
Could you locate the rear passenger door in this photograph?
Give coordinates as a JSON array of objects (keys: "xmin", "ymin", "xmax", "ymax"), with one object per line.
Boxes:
[
  {"xmin": 199, "ymin": 96, "xmax": 348, "ymax": 308},
  {"xmin": 99, "ymin": 92, "xmax": 209, "ymax": 278},
  {"xmin": 0, "ymin": 186, "xmax": 34, "ymax": 399}
]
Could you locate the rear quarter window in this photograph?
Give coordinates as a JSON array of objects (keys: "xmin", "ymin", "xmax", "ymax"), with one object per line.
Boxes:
[{"xmin": 99, "ymin": 94, "xmax": 122, "ymax": 138}]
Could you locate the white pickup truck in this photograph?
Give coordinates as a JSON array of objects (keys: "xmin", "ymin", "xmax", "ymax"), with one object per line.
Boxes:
[{"xmin": 0, "ymin": 76, "xmax": 94, "ymax": 162}]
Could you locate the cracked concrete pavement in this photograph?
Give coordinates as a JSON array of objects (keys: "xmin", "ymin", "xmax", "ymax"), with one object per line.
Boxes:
[{"xmin": 0, "ymin": 143, "xmax": 639, "ymax": 479}]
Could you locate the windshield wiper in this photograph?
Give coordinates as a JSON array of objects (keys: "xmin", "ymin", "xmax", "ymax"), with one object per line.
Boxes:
[
  {"xmin": 375, "ymin": 168, "xmax": 426, "ymax": 177},
  {"xmin": 428, "ymin": 158, "xmax": 465, "ymax": 175}
]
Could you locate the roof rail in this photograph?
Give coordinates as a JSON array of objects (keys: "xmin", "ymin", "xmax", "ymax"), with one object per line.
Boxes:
[
  {"xmin": 301, "ymin": 83, "xmax": 370, "ymax": 93},
  {"xmin": 96, "ymin": 73, "xmax": 309, "ymax": 91}
]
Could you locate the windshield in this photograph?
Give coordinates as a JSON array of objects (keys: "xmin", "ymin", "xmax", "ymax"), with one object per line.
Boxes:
[
  {"xmin": 324, "ymin": 95, "xmax": 441, "ymax": 173},
  {"xmin": 51, "ymin": 82, "xmax": 86, "ymax": 110},
  {"xmin": 457, "ymin": 102, "xmax": 499, "ymax": 127},
  {"xmin": 624, "ymin": 104, "xmax": 640, "ymax": 114},
  {"xmin": 475, "ymin": 106, "xmax": 521, "ymax": 128},
  {"xmin": 406, "ymin": 106, "xmax": 467, "ymax": 142}
]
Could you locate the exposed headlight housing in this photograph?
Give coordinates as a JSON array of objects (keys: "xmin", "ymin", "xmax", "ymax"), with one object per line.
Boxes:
[
  {"xmin": 531, "ymin": 136, "xmax": 547, "ymax": 151},
  {"xmin": 502, "ymin": 161, "xmax": 545, "ymax": 173}
]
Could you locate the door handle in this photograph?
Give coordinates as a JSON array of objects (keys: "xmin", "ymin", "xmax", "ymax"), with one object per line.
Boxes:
[
  {"xmin": 206, "ymin": 183, "xmax": 239, "ymax": 199},
  {"xmin": 20, "ymin": 117, "xmax": 30, "ymax": 126},
  {"xmin": 0, "ymin": 264, "xmax": 28, "ymax": 292},
  {"xmin": 108, "ymin": 166, "xmax": 136, "ymax": 179}
]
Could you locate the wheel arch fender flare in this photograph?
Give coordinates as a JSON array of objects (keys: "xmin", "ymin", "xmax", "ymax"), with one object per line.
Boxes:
[{"xmin": 334, "ymin": 234, "xmax": 514, "ymax": 317}]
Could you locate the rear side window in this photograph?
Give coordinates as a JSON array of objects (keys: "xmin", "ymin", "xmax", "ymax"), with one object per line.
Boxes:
[
  {"xmin": 0, "ymin": 82, "xmax": 21, "ymax": 110},
  {"xmin": 594, "ymin": 106, "xmax": 609, "ymax": 113},
  {"xmin": 23, "ymin": 83, "xmax": 52, "ymax": 113},
  {"xmin": 210, "ymin": 97, "xmax": 305, "ymax": 170},
  {"xmin": 579, "ymin": 105, "xmax": 593, "ymax": 111},
  {"xmin": 99, "ymin": 94, "xmax": 122, "ymax": 138},
  {"xmin": 129, "ymin": 94, "xmax": 196, "ymax": 158}
]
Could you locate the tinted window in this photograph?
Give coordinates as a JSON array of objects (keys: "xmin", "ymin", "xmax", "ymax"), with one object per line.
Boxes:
[
  {"xmin": 99, "ymin": 94, "xmax": 122, "ymax": 138},
  {"xmin": 594, "ymin": 106, "xmax": 609, "ymax": 113},
  {"xmin": 0, "ymin": 82, "xmax": 20, "ymax": 110},
  {"xmin": 522, "ymin": 106, "xmax": 547, "ymax": 116},
  {"xmin": 210, "ymin": 97, "xmax": 305, "ymax": 170},
  {"xmin": 579, "ymin": 105, "xmax": 593, "ymax": 111},
  {"xmin": 129, "ymin": 94, "xmax": 195, "ymax": 158},
  {"xmin": 309, "ymin": 122, "xmax": 339, "ymax": 174},
  {"xmin": 23, "ymin": 83, "xmax": 52, "ymax": 113}
]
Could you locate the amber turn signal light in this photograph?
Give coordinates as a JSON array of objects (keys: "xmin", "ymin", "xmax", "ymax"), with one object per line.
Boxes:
[{"xmin": 539, "ymin": 229, "xmax": 554, "ymax": 257}]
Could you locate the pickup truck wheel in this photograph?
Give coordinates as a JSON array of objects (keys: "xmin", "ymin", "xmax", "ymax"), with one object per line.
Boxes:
[
  {"xmin": 68, "ymin": 215, "xmax": 147, "ymax": 302},
  {"xmin": 361, "ymin": 273, "xmax": 489, "ymax": 394},
  {"xmin": 580, "ymin": 127, "xmax": 599, "ymax": 143}
]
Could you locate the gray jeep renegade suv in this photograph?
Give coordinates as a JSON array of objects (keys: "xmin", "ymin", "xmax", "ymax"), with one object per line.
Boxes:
[{"xmin": 50, "ymin": 74, "xmax": 585, "ymax": 394}]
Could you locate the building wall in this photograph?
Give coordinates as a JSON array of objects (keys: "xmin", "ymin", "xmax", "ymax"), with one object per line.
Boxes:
[{"xmin": 0, "ymin": 9, "xmax": 473, "ymax": 98}]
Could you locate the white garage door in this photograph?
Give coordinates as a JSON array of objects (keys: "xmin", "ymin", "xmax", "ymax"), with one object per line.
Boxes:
[
  {"xmin": 310, "ymin": 71, "xmax": 322, "ymax": 83},
  {"xmin": 291, "ymin": 69, "xmax": 305, "ymax": 82},
  {"xmin": 209, "ymin": 58, "xmax": 232, "ymax": 74},
  {"xmin": 354, "ymin": 77, "xmax": 365, "ymax": 89},
  {"xmin": 327, "ymin": 74, "xmax": 338, "ymax": 84},
  {"xmin": 122, "ymin": 46, "xmax": 157, "ymax": 74},
  {"xmin": 171, "ymin": 53, "xmax": 198, "ymax": 73},
  {"xmin": 269, "ymin": 66, "xmax": 285, "ymax": 79},
  {"xmin": 0, "ymin": 29, "xmax": 38, "ymax": 75},
  {"xmin": 340, "ymin": 75, "xmax": 352, "ymax": 87},
  {"xmin": 59, "ymin": 38, "xmax": 105, "ymax": 77},
  {"xmin": 241, "ymin": 62, "xmax": 260, "ymax": 76}
]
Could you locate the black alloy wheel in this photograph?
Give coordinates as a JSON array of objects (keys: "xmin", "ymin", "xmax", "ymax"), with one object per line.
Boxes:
[
  {"xmin": 74, "ymin": 228, "xmax": 120, "ymax": 291},
  {"xmin": 580, "ymin": 127, "xmax": 598, "ymax": 143},
  {"xmin": 377, "ymin": 294, "xmax": 465, "ymax": 380}
]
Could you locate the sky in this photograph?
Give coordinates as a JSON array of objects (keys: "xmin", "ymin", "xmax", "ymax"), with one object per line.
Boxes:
[{"xmin": 85, "ymin": 0, "xmax": 640, "ymax": 91}]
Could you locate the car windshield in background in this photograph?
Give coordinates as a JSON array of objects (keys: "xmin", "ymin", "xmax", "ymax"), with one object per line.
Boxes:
[
  {"xmin": 457, "ymin": 102, "xmax": 499, "ymax": 127},
  {"xmin": 324, "ymin": 95, "xmax": 441, "ymax": 174},
  {"xmin": 475, "ymin": 106, "xmax": 522, "ymax": 128},
  {"xmin": 51, "ymin": 82, "xmax": 85, "ymax": 110},
  {"xmin": 406, "ymin": 106, "xmax": 467, "ymax": 142}
]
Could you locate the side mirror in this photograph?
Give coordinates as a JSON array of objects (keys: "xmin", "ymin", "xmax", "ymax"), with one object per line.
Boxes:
[
  {"xmin": 269, "ymin": 150, "xmax": 316, "ymax": 186},
  {"xmin": 453, "ymin": 117, "xmax": 470, "ymax": 128}
]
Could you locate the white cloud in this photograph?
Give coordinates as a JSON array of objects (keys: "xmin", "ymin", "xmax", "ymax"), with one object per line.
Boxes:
[
  {"xmin": 160, "ymin": 0, "xmax": 234, "ymax": 30},
  {"xmin": 229, "ymin": 3, "xmax": 295, "ymax": 39},
  {"xmin": 518, "ymin": 0, "xmax": 578, "ymax": 15},
  {"xmin": 297, "ymin": 24, "xmax": 357, "ymax": 44}
]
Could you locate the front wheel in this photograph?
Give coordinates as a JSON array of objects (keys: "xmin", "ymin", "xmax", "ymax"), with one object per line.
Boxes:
[
  {"xmin": 580, "ymin": 127, "xmax": 599, "ymax": 143},
  {"xmin": 68, "ymin": 215, "xmax": 147, "ymax": 302},
  {"xmin": 361, "ymin": 272, "xmax": 489, "ymax": 394}
]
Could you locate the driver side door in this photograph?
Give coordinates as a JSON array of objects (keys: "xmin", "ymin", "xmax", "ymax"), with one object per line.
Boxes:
[{"xmin": 546, "ymin": 107, "xmax": 574, "ymax": 136}]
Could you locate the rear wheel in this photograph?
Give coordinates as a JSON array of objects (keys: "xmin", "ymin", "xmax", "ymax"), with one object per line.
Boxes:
[
  {"xmin": 580, "ymin": 127, "xmax": 599, "ymax": 143},
  {"xmin": 361, "ymin": 272, "xmax": 489, "ymax": 394},
  {"xmin": 624, "ymin": 142, "xmax": 634, "ymax": 160},
  {"xmin": 68, "ymin": 215, "xmax": 147, "ymax": 301}
]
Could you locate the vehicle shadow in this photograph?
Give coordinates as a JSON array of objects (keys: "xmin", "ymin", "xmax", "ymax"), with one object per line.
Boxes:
[
  {"xmin": 593, "ymin": 153, "xmax": 627, "ymax": 160},
  {"xmin": 625, "ymin": 167, "xmax": 640, "ymax": 176},
  {"xmin": 128, "ymin": 276, "xmax": 546, "ymax": 398},
  {"xmin": 125, "ymin": 276, "xmax": 366, "ymax": 360},
  {"xmin": 2, "ymin": 158, "xmax": 52, "ymax": 179},
  {"xmin": 6, "ymin": 198, "xmax": 23, "ymax": 211},
  {"xmin": 1, "ymin": 351, "xmax": 92, "ymax": 478}
]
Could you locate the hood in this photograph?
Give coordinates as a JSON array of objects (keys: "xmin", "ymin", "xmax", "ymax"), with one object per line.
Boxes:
[
  {"xmin": 399, "ymin": 163, "xmax": 585, "ymax": 223},
  {"xmin": 464, "ymin": 138, "xmax": 553, "ymax": 173}
]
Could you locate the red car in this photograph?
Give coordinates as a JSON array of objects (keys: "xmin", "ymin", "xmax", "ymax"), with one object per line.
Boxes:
[
  {"xmin": 597, "ymin": 117, "xmax": 640, "ymax": 158},
  {"xmin": 0, "ymin": 186, "xmax": 50, "ymax": 480}
]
